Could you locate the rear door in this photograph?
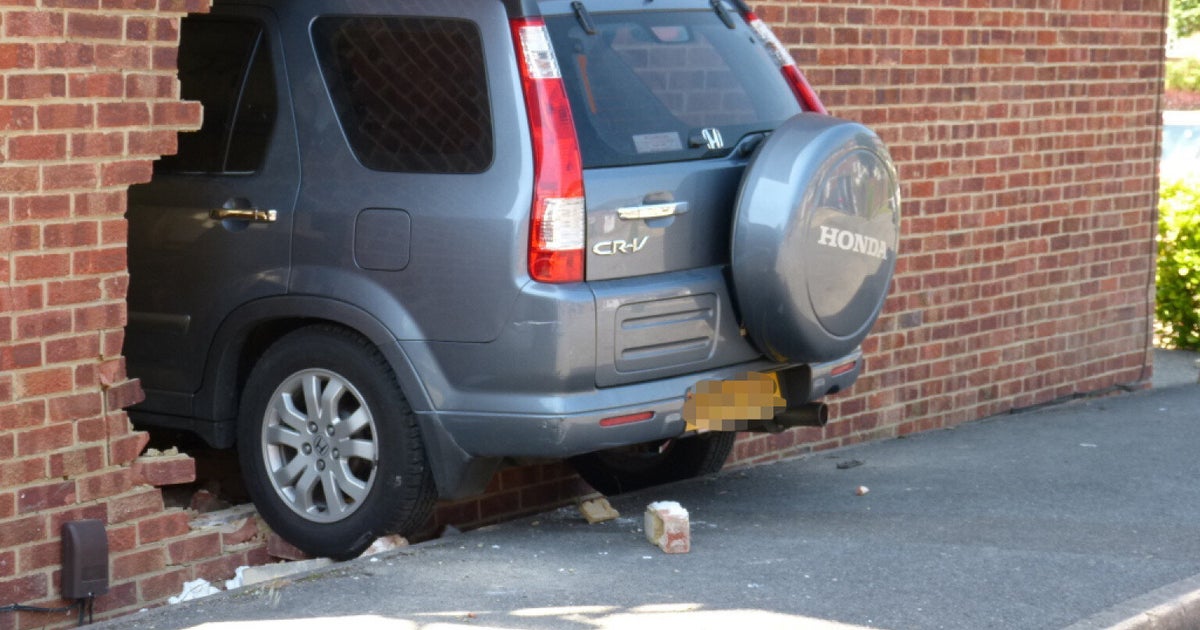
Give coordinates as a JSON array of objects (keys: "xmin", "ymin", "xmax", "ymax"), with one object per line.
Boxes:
[
  {"xmin": 543, "ymin": 3, "xmax": 804, "ymax": 385},
  {"xmin": 126, "ymin": 7, "xmax": 299, "ymax": 415}
]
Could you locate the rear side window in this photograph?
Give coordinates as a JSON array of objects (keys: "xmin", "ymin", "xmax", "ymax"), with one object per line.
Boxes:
[
  {"xmin": 158, "ymin": 17, "xmax": 277, "ymax": 175},
  {"xmin": 546, "ymin": 10, "xmax": 800, "ymax": 168},
  {"xmin": 313, "ymin": 16, "xmax": 493, "ymax": 174}
]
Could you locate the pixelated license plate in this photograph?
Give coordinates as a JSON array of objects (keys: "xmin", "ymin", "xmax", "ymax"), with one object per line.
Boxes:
[{"xmin": 682, "ymin": 371, "xmax": 787, "ymax": 432}]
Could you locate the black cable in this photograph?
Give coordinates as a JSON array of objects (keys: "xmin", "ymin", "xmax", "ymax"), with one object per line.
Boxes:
[
  {"xmin": 1, "ymin": 598, "xmax": 91, "ymax": 626},
  {"xmin": 0, "ymin": 601, "xmax": 78, "ymax": 614}
]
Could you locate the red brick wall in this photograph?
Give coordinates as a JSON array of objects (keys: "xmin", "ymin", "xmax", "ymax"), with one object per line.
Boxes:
[
  {"xmin": 0, "ymin": 0, "xmax": 1169, "ymax": 624},
  {"xmin": 0, "ymin": 3, "xmax": 271, "ymax": 629},
  {"xmin": 727, "ymin": 0, "xmax": 1166, "ymax": 464}
]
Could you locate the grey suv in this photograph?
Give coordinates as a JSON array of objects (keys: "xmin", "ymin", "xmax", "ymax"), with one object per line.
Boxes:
[{"xmin": 126, "ymin": 0, "xmax": 899, "ymax": 558}]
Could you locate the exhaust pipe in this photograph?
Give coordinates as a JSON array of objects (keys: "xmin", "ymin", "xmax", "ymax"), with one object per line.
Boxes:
[{"xmin": 747, "ymin": 402, "xmax": 829, "ymax": 433}]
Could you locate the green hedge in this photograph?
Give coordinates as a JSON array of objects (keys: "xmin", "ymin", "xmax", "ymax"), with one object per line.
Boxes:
[
  {"xmin": 1166, "ymin": 58, "xmax": 1200, "ymax": 93},
  {"xmin": 1157, "ymin": 178, "xmax": 1200, "ymax": 349}
]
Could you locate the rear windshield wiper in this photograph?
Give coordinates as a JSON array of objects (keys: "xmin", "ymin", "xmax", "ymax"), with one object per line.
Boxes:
[
  {"xmin": 572, "ymin": 1, "xmax": 597, "ymax": 35},
  {"xmin": 711, "ymin": 0, "xmax": 737, "ymax": 29}
]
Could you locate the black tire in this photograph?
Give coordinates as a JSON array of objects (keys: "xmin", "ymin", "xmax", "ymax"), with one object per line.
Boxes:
[
  {"xmin": 568, "ymin": 432, "xmax": 736, "ymax": 496},
  {"xmin": 237, "ymin": 325, "xmax": 436, "ymax": 559}
]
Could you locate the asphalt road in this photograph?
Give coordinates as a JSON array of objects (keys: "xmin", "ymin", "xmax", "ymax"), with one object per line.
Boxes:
[{"xmin": 100, "ymin": 368, "xmax": 1200, "ymax": 630}]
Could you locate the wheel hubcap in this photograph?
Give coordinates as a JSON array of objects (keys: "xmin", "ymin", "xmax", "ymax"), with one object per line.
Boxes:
[{"xmin": 261, "ymin": 369, "xmax": 379, "ymax": 523}]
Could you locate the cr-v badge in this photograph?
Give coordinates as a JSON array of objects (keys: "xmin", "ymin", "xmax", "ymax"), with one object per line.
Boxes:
[{"xmin": 593, "ymin": 237, "xmax": 649, "ymax": 256}]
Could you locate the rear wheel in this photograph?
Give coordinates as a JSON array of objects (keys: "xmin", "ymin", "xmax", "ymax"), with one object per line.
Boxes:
[
  {"xmin": 569, "ymin": 432, "xmax": 736, "ymax": 496},
  {"xmin": 237, "ymin": 326, "xmax": 435, "ymax": 559}
]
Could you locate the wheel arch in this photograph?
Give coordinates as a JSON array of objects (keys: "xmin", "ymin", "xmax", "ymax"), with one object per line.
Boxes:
[
  {"xmin": 195, "ymin": 295, "xmax": 492, "ymax": 500},
  {"xmin": 194, "ymin": 295, "xmax": 434, "ymax": 444}
]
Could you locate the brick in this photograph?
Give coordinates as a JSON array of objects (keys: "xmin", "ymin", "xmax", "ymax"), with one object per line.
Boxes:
[
  {"xmin": 166, "ymin": 532, "xmax": 221, "ymax": 565},
  {"xmin": 0, "ymin": 167, "xmax": 39, "ymax": 193},
  {"xmin": 108, "ymin": 431, "xmax": 150, "ymax": 467},
  {"xmin": 0, "ymin": 105, "xmax": 36, "ymax": 132},
  {"xmin": 36, "ymin": 103, "xmax": 94, "ymax": 130},
  {"xmin": 138, "ymin": 568, "xmax": 190, "ymax": 601},
  {"xmin": 0, "ymin": 515, "xmax": 47, "ymax": 548},
  {"xmin": 44, "ymin": 221, "xmax": 98, "ymax": 249},
  {"xmin": 37, "ymin": 42, "xmax": 95, "ymax": 68},
  {"xmin": 48, "ymin": 445, "xmax": 104, "ymax": 477},
  {"xmin": 76, "ymin": 468, "xmax": 133, "ymax": 502},
  {"xmin": 67, "ymin": 13, "xmax": 123, "ymax": 39},
  {"xmin": 18, "ymin": 368, "xmax": 76, "ymax": 399},
  {"xmin": 97, "ymin": 102, "xmax": 149, "ymax": 128},
  {"xmin": 16, "ymin": 481, "xmax": 76, "ymax": 514},
  {"xmin": 18, "ymin": 541, "xmax": 60, "ymax": 573},
  {"xmin": 111, "ymin": 548, "xmax": 165, "ymax": 581},
  {"xmin": 46, "ymin": 278, "xmax": 103, "ymax": 306},
  {"xmin": 137, "ymin": 511, "xmax": 189, "ymax": 544},
  {"xmin": 131, "ymin": 454, "xmax": 196, "ymax": 487},
  {"xmin": 0, "ymin": 551, "xmax": 14, "ymax": 578},
  {"xmin": 0, "ymin": 574, "xmax": 48, "ymax": 605},
  {"xmin": 68, "ymin": 71, "xmax": 125, "ymax": 99},
  {"xmin": 8, "ymin": 134, "xmax": 67, "ymax": 161},
  {"xmin": 644, "ymin": 501, "xmax": 690, "ymax": 554},
  {"xmin": 73, "ymin": 247, "xmax": 125, "ymax": 275},
  {"xmin": 266, "ymin": 533, "xmax": 310, "ymax": 561},
  {"xmin": 219, "ymin": 517, "xmax": 262, "ymax": 548},
  {"xmin": 0, "ymin": 43, "xmax": 36, "ymax": 69},
  {"xmin": 7, "ymin": 73, "xmax": 67, "ymax": 99},
  {"xmin": 69, "ymin": 132, "xmax": 125, "ymax": 158},
  {"xmin": 0, "ymin": 459, "xmax": 46, "ymax": 487},
  {"xmin": 107, "ymin": 487, "xmax": 163, "ymax": 525}
]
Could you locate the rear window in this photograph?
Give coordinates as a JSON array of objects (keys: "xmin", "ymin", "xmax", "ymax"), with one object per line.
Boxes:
[
  {"xmin": 546, "ymin": 9, "xmax": 800, "ymax": 168},
  {"xmin": 313, "ymin": 16, "xmax": 493, "ymax": 174}
]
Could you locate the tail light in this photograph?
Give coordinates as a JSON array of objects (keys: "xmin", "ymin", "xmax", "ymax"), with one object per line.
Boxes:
[
  {"xmin": 511, "ymin": 18, "xmax": 586, "ymax": 283},
  {"xmin": 742, "ymin": 13, "xmax": 828, "ymax": 115}
]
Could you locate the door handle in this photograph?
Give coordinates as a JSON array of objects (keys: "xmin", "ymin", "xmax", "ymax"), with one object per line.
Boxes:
[
  {"xmin": 617, "ymin": 202, "xmax": 688, "ymax": 221},
  {"xmin": 210, "ymin": 208, "xmax": 277, "ymax": 223}
]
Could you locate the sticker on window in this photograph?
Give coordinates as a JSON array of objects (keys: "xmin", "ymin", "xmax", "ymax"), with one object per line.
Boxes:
[{"xmin": 633, "ymin": 132, "xmax": 683, "ymax": 154}]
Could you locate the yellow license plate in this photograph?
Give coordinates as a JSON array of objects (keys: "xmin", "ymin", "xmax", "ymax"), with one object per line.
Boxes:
[{"xmin": 683, "ymin": 371, "xmax": 787, "ymax": 432}]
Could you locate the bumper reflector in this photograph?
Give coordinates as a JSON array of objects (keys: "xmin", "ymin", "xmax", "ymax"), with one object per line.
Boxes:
[
  {"xmin": 599, "ymin": 411, "xmax": 654, "ymax": 427},
  {"xmin": 831, "ymin": 360, "xmax": 858, "ymax": 377}
]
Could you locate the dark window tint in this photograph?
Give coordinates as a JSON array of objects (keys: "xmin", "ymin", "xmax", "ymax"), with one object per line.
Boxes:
[
  {"xmin": 313, "ymin": 17, "xmax": 493, "ymax": 174},
  {"xmin": 546, "ymin": 10, "xmax": 800, "ymax": 168},
  {"xmin": 157, "ymin": 18, "xmax": 277, "ymax": 174}
]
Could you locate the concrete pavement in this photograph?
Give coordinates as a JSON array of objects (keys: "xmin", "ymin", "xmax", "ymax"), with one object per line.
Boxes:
[{"xmin": 99, "ymin": 351, "xmax": 1200, "ymax": 630}]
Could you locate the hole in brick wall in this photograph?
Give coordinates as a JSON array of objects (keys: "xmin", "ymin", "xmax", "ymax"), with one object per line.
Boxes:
[
  {"xmin": 139, "ymin": 427, "xmax": 589, "ymax": 545},
  {"xmin": 142, "ymin": 429, "xmax": 250, "ymax": 512}
]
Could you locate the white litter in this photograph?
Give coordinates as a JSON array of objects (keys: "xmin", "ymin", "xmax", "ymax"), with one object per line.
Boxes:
[
  {"xmin": 224, "ymin": 566, "xmax": 249, "ymax": 590},
  {"xmin": 168, "ymin": 578, "xmax": 220, "ymax": 604}
]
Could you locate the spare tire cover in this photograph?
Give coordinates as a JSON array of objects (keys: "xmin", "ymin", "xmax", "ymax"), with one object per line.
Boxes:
[{"xmin": 732, "ymin": 113, "xmax": 900, "ymax": 363}]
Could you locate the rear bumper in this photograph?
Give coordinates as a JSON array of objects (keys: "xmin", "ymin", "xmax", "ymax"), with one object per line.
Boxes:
[{"xmin": 422, "ymin": 349, "xmax": 862, "ymax": 460}]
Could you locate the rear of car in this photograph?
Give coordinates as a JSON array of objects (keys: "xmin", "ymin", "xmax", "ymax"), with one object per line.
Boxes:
[
  {"xmin": 125, "ymin": 0, "xmax": 899, "ymax": 559},
  {"xmin": 419, "ymin": 0, "xmax": 897, "ymax": 458}
]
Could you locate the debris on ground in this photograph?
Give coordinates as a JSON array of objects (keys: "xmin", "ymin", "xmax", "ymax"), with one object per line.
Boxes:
[
  {"xmin": 579, "ymin": 496, "xmax": 620, "ymax": 524},
  {"xmin": 241, "ymin": 558, "xmax": 334, "ymax": 587},
  {"xmin": 855, "ymin": 486, "xmax": 870, "ymax": 496},
  {"xmin": 188, "ymin": 488, "xmax": 233, "ymax": 513},
  {"xmin": 360, "ymin": 534, "xmax": 409, "ymax": 557},
  {"xmin": 836, "ymin": 459, "xmax": 864, "ymax": 470},
  {"xmin": 168, "ymin": 578, "xmax": 220, "ymax": 604},
  {"xmin": 644, "ymin": 501, "xmax": 690, "ymax": 554},
  {"xmin": 224, "ymin": 566, "xmax": 249, "ymax": 591}
]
